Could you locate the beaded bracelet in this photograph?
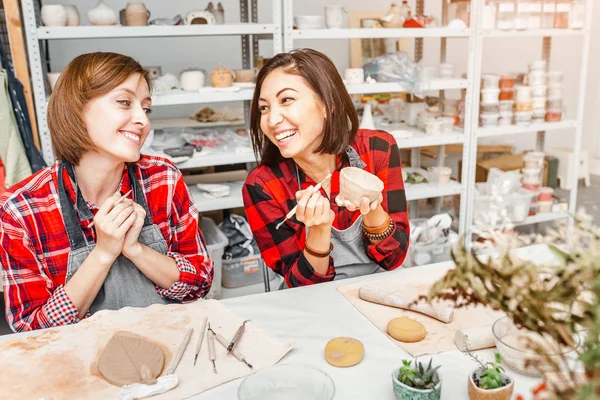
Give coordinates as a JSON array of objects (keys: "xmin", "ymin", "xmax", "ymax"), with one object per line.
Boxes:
[
  {"xmin": 304, "ymin": 242, "xmax": 334, "ymax": 258},
  {"xmin": 364, "ymin": 219, "xmax": 395, "ymax": 242}
]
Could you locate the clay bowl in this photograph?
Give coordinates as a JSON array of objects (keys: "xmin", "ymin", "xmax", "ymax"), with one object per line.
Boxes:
[
  {"xmin": 339, "ymin": 167, "xmax": 384, "ymax": 207},
  {"xmin": 234, "ymin": 68, "xmax": 257, "ymax": 83}
]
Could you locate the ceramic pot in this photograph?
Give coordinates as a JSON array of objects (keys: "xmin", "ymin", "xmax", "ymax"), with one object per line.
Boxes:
[
  {"xmin": 210, "ymin": 64, "xmax": 234, "ymax": 88},
  {"xmin": 381, "ymin": 3, "xmax": 405, "ymax": 28},
  {"xmin": 233, "ymin": 68, "xmax": 258, "ymax": 83},
  {"xmin": 325, "ymin": 5, "xmax": 346, "ymax": 29},
  {"xmin": 339, "ymin": 166, "xmax": 384, "ymax": 208},
  {"xmin": 467, "ymin": 368, "xmax": 514, "ymax": 400},
  {"xmin": 125, "ymin": 3, "xmax": 150, "ymax": 26},
  {"xmin": 344, "ymin": 68, "xmax": 364, "ymax": 84},
  {"xmin": 41, "ymin": 5, "xmax": 67, "ymax": 27},
  {"xmin": 392, "ymin": 368, "xmax": 442, "ymax": 400},
  {"xmin": 88, "ymin": 0, "xmax": 118, "ymax": 26},
  {"xmin": 64, "ymin": 5, "xmax": 80, "ymax": 26},
  {"xmin": 185, "ymin": 10, "xmax": 216, "ymax": 25},
  {"xmin": 180, "ymin": 70, "xmax": 205, "ymax": 91},
  {"xmin": 206, "ymin": 2, "xmax": 225, "ymax": 24}
]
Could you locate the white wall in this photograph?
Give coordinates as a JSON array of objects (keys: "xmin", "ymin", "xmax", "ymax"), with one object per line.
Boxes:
[{"xmin": 45, "ymin": 0, "xmax": 598, "ymax": 155}]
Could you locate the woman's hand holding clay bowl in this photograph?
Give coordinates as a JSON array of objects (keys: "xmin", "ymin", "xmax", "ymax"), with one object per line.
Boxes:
[{"xmin": 335, "ymin": 167, "xmax": 384, "ymax": 215}]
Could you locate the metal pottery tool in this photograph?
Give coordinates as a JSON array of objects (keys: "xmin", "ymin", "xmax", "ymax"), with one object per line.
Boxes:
[
  {"xmin": 88, "ymin": 189, "xmax": 133, "ymax": 228},
  {"xmin": 226, "ymin": 320, "xmax": 249, "ymax": 355},
  {"xmin": 194, "ymin": 317, "xmax": 208, "ymax": 366},
  {"xmin": 166, "ymin": 328, "xmax": 193, "ymax": 375},
  {"xmin": 214, "ymin": 329, "xmax": 253, "ymax": 369},
  {"xmin": 207, "ymin": 323, "xmax": 217, "ymax": 373},
  {"xmin": 275, "ymin": 173, "xmax": 332, "ymax": 230}
]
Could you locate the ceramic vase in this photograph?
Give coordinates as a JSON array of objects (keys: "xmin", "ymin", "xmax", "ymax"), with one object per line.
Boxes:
[
  {"xmin": 88, "ymin": 0, "xmax": 118, "ymax": 26},
  {"xmin": 125, "ymin": 3, "xmax": 150, "ymax": 26},
  {"xmin": 64, "ymin": 5, "xmax": 80, "ymax": 26},
  {"xmin": 41, "ymin": 5, "xmax": 67, "ymax": 27}
]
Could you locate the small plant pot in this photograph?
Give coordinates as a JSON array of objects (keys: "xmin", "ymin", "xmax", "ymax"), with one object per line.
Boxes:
[
  {"xmin": 391, "ymin": 369, "xmax": 442, "ymax": 400},
  {"xmin": 467, "ymin": 368, "xmax": 514, "ymax": 400}
]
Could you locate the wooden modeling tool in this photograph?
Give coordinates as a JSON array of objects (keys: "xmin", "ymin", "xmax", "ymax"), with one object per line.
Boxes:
[
  {"xmin": 166, "ymin": 328, "xmax": 193, "ymax": 375},
  {"xmin": 194, "ymin": 317, "xmax": 208, "ymax": 366},
  {"xmin": 227, "ymin": 320, "xmax": 249, "ymax": 355},
  {"xmin": 88, "ymin": 190, "xmax": 133, "ymax": 228},
  {"xmin": 214, "ymin": 330, "xmax": 253, "ymax": 369},
  {"xmin": 275, "ymin": 173, "xmax": 332, "ymax": 230},
  {"xmin": 207, "ymin": 323, "xmax": 217, "ymax": 373}
]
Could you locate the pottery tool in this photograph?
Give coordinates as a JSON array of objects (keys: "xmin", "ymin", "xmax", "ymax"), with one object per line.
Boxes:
[
  {"xmin": 213, "ymin": 329, "xmax": 253, "ymax": 369},
  {"xmin": 194, "ymin": 317, "xmax": 208, "ymax": 366},
  {"xmin": 454, "ymin": 326, "xmax": 495, "ymax": 351},
  {"xmin": 358, "ymin": 285, "xmax": 455, "ymax": 323},
  {"xmin": 88, "ymin": 189, "xmax": 133, "ymax": 228},
  {"xmin": 226, "ymin": 320, "xmax": 249, "ymax": 355},
  {"xmin": 207, "ymin": 323, "xmax": 217, "ymax": 373},
  {"xmin": 275, "ymin": 173, "xmax": 332, "ymax": 230},
  {"xmin": 166, "ymin": 328, "xmax": 193, "ymax": 375}
]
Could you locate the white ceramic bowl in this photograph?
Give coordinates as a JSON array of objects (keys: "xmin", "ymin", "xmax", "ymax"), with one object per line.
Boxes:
[{"xmin": 295, "ymin": 15, "xmax": 326, "ymax": 29}]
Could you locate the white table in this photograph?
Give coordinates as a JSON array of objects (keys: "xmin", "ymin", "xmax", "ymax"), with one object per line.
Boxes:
[{"xmin": 0, "ymin": 261, "xmax": 543, "ymax": 399}]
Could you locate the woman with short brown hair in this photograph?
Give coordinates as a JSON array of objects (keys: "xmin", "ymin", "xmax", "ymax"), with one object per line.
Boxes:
[
  {"xmin": 242, "ymin": 49, "xmax": 410, "ymax": 288},
  {"xmin": 0, "ymin": 52, "xmax": 213, "ymax": 332}
]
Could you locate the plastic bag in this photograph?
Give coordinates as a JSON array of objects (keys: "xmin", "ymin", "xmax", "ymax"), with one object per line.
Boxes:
[
  {"xmin": 486, "ymin": 168, "xmax": 521, "ymax": 197},
  {"xmin": 218, "ymin": 214, "xmax": 259, "ymax": 259},
  {"xmin": 362, "ymin": 51, "xmax": 424, "ymax": 97}
]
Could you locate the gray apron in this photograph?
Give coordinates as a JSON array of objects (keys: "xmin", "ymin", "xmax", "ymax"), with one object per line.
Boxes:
[
  {"xmin": 58, "ymin": 161, "xmax": 172, "ymax": 314},
  {"xmin": 292, "ymin": 147, "xmax": 384, "ymax": 284}
]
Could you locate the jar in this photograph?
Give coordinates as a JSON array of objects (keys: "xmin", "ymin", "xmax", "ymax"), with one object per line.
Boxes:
[
  {"xmin": 522, "ymin": 167, "xmax": 542, "ymax": 181},
  {"xmin": 439, "ymin": 63, "xmax": 454, "ymax": 78},
  {"xmin": 523, "ymin": 151, "xmax": 544, "ymax": 168},
  {"xmin": 554, "ymin": 0, "xmax": 570, "ymax": 28},
  {"xmin": 546, "ymin": 71, "xmax": 564, "ymax": 84},
  {"xmin": 440, "ymin": 117, "xmax": 455, "ymax": 133},
  {"xmin": 545, "ymin": 109, "xmax": 562, "ymax": 122},
  {"xmin": 448, "ymin": 0, "xmax": 471, "ymax": 27},
  {"xmin": 515, "ymin": 85, "xmax": 533, "ymax": 101},
  {"xmin": 514, "ymin": 110, "xmax": 533, "ymax": 125},
  {"xmin": 538, "ymin": 187, "xmax": 554, "ymax": 201},
  {"xmin": 499, "ymin": 75, "xmax": 516, "ymax": 89},
  {"xmin": 514, "ymin": 101, "xmax": 533, "ymax": 112},
  {"xmin": 541, "ymin": 0, "xmax": 556, "ymax": 28},
  {"xmin": 515, "ymin": 1, "xmax": 530, "ymax": 30},
  {"xmin": 482, "ymin": 74, "xmax": 501, "ymax": 88},
  {"xmin": 524, "ymin": 183, "xmax": 540, "ymax": 191},
  {"xmin": 546, "ymin": 98, "xmax": 563, "ymax": 109},
  {"xmin": 480, "ymin": 113, "xmax": 500, "ymax": 127},
  {"xmin": 528, "ymin": 0, "xmax": 543, "ymax": 28},
  {"xmin": 499, "ymin": 100, "xmax": 515, "ymax": 112},
  {"xmin": 443, "ymin": 98, "xmax": 459, "ymax": 115},
  {"xmin": 527, "ymin": 70, "xmax": 545, "ymax": 86},
  {"xmin": 532, "ymin": 96, "xmax": 546, "ymax": 110},
  {"xmin": 570, "ymin": 0, "xmax": 585, "ymax": 29},
  {"xmin": 531, "ymin": 85, "xmax": 546, "ymax": 97},
  {"xmin": 481, "ymin": 103, "xmax": 500, "ymax": 113},
  {"xmin": 499, "ymin": 110, "xmax": 513, "ymax": 125},
  {"xmin": 528, "ymin": 60, "xmax": 547, "ymax": 71},
  {"xmin": 425, "ymin": 120, "xmax": 444, "ymax": 136},
  {"xmin": 496, "ymin": 0, "xmax": 516, "ymax": 30},
  {"xmin": 538, "ymin": 201, "xmax": 552, "ymax": 213},
  {"xmin": 482, "ymin": 2, "xmax": 497, "ymax": 29},
  {"xmin": 481, "ymin": 88, "xmax": 500, "ymax": 103},
  {"xmin": 428, "ymin": 166, "xmax": 452, "ymax": 183},
  {"xmin": 532, "ymin": 108, "xmax": 547, "ymax": 119},
  {"xmin": 547, "ymin": 83, "xmax": 564, "ymax": 98},
  {"xmin": 499, "ymin": 89, "xmax": 514, "ymax": 100}
]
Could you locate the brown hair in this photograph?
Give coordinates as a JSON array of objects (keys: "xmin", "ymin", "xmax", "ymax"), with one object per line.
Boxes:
[
  {"xmin": 250, "ymin": 48, "xmax": 359, "ymax": 166},
  {"xmin": 47, "ymin": 52, "xmax": 152, "ymax": 165}
]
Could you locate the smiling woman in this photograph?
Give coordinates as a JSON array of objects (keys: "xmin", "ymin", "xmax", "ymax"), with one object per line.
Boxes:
[
  {"xmin": 243, "ymin": 49, "xmax": 410, "ymax": 288},
  {"xmin": 0, "ymin": 52, "xmax": 214, "ymax": 332}
]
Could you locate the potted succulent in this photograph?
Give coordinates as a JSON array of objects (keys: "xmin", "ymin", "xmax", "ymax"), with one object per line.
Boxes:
[
  {"xmin": 392, "ymin": 358, "xmax": 442, "ymax": 400},
  {"xmin": 465, "ymin": 349, "xmax": 514, "ymax": 400}
]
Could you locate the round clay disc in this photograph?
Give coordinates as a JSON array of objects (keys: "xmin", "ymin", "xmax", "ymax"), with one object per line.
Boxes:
[
  {"xmin": 324, "ymin": 337, "xmax": 365, "ymax": 367},
  {"xmin": 387, "ymin": 317, "xmax": 427, "ymax": 343}
]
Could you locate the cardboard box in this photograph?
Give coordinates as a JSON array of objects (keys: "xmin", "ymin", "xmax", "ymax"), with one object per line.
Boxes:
[{"xmin": 459, "ymin": 153, "xmax": 549, "ymax": 185}]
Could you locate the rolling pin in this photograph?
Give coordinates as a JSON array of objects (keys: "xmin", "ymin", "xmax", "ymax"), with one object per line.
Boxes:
[
  {"xmin": 454, "ymin": 326, "xmax": 495, "ymax": 351},
  {"xmin": 358, "ymin": 286, "xmax": 454, "ymax": 323}
]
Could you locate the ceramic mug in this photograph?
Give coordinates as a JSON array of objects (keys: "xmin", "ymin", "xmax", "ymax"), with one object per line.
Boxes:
[
  {"xmin": 233, "ymin": 68, "xmax": 258, "ymax": 83},
  {"xmin": 325, "ymin": 5, "xmax": 346, "ymax": 29},
  {"xmin": 180, "ymin": 70, "xmax": 205, "ymax": 91},
  {"xmin": 344, "ymin": 68, "xmax": 364, "ymax": 84}
]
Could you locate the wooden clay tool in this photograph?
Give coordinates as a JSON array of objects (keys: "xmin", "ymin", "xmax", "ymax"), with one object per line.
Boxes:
[
  {"xmin": 358, "ymin": 285, "xmax": 455, "ymax": 323},
  {"xmin": 88, "ymin": 190, "xmax": 133, "ymax": 228},
  {"xmin": 166, "ymin": 328, "xmax": 193, "ymax": 375},
  {"xmin": 214, "ymin": 330, "xmax": 253, "ymax": 369},
  {"xmin": 207, "ymin": 323, "xmax": 217, "ymax": 373},
  {"xmin": 226, "ymin": 320, "xmax": 249, "ymax": 355},
  {"xmin": 275, "ymin": 173, "xmax": 332, "ymax": 230},
  {"xmin": 194, "ymin": 317, "xmax": 208, "ymax": 366}
]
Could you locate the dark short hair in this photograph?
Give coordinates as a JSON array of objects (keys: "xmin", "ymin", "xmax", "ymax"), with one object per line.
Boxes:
[{"xmin": 250, "ymin": 48, "xmax": 359, "ymax": 166}]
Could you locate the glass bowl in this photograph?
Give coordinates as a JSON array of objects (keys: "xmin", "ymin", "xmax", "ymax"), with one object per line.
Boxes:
[
  {"xmin": 492, "ymin": 316, "xmax": 580, "ymax": 377},
  {"xmin": 238, "ymin": 364, "xmax": 335, "ymax": 400}
]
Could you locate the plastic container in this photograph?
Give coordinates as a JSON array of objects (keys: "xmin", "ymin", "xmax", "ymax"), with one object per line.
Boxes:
[
  {"xmin": 545, "ymin": 109, "xmax": 562, "ymax": 122},
  {"xmin": 570, "ymin": 0, "xmax": 586, "ymax": 29},
  {"xmin": 448, "ymin": 0, "xmax": 471, "ymax": 27},
  {"xmin": 532, "ymin": 96, "xmax": 546, "ymax": 110},
  {"xmin": 480, "ymin": 102, "xmax": 500, "ymax": 113},
  {"xmin": 482, "ymin": 74, "xmax": 501, "ymax": 88},
  {"xmin": 514, "ymin": 0, "xmax": 530, "ymax": 30},
  {"xmin": 528, "ymin": 0, "xmax": 543, "ymax": 28},
  {"xmin": 443, "ymin": 98, "xmax": 459, "ymax": 114},
  {"xmin": 523, "ymin": 151, "xmax": 545, "ymax": 169},
  {"xmin": 439, "ymin": 63, "xmax": 454, "ymax": 78},
  {"xmin": 531, "ymin": 85, "xmax": 547, "ymax": 97},
  {"xmin": 527, "ymin": 71, "xmax": 545, "ymax": 86},
  {"xmin": 427, "ymin": 166, "xmax": 452, "ymax": 183},
  {"xmin": 547, "ymin": 83, "xmax": 564, "ymax": 98},
  {"xmin": 425, "ymin": 119, "xmax": 444, "ymax": 136},
  {"xmin": 222, "ymin": 254, "xmax": 276, "ymax": 288},
  {"xmin": 473, "ymin": 183, "xmax": 536, "ymax": 226},
  {"xmin": 499, "ymin": 75, "xmax": 516, "ymax": 89},
  {"xmin": 532, "ymin": 108, "xmax": 546, "ymax": 119},
  {"xmin": 200, "ymin": 217, "xmax": 228, "ymax": 299},
  {"xmin": 496, "ymin": 0, "xmax": 516, "ymax": 30},
  {"xmin": 499, "ymin": 100, "xmax": 515, "ymax": 112},
  {"xmin": 523, "ymin": 183, "xmax": 540, "ymax": 191},
  {"xmin": 538, "ymin": 187, "xmax": 554, "ymax": 201},
  {"xmin": 538, "ymin": 201, "xmax": 552, "ymax": 213},
  {"xmin": 546, "ymin": 98, "xmax": 563, "ymax": 109},
  {"xmin": 522, "ymin": 167, "xmax": 542, "ymax": 181},
  {"xmin": 528, "ymin": 60, "xmax": 547, "ymax": 71},
  {"xmin": 499, "ymin": 111, "xmax": 513, "ymax": 125},
  {"xmin": 483, "ymin": 3, "xmax": 497, "ymax": 29},
  {"xmin": 546, "ymin": 71, "xmax": 564, "ymax": 84},
  {"xmin": 481, "ymin": 113, "xmax": 500, "ymax": 127},
  {"xmin": 554, "ymin": 0, "xmax": 571, "ymax": 28},
  {"xmin": 514, "ymin": 85, "xmax": 533, "ymax": 101},
  {"xmin": 499, "ymin": 89, "xmax": 514, "ymax": 101},
  {"xmin": 514, "ymin": 110, "xmax": 533, "ymax": 125},
  {"xmin": 410, "ymin": 235, "xmax": 457, "ymax": 266},
  {"xmin": 481, "ymin": 88, "xmax": 501, "ymax": 103},
  {"xmin": 514, "ymin": 101, "xmax": 533, "ymax": 112},
  {"xmin": 541, "ymin": 0, "xmax": 556, "ymax": 28},
  {"xmin": 440, "ymin": 117, "xmax": 455, "ymax": 133}
]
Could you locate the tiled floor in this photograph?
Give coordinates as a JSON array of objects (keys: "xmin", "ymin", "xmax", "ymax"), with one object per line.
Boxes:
[{"xmin": 0, "ymin": 177, "xmax": 598, "ymax": 336}]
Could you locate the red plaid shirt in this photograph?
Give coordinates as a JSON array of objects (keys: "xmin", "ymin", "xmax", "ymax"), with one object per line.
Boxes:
[
  {"xmin": 243, "ymin": 129, "xmax": 410, "ymax": 287},
  {"xmin": 0, "ymin": 155, "xmax": 213, "ymax": 332}
]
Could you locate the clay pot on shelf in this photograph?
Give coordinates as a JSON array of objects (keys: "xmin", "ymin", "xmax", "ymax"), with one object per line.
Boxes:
[
  {"xmin": 88, "ymin": 0, "xmax": 118, "ymax": 26},
  {"xmin": 206, "ymin": 2, "xmax": 225, "ymax": 24},
  {"xmin": 233, "ymin": 68, "xmax": 258, "ymax": 83},
  {"xmin": 380, "ymin": 3, "xmax": 405, "ymax": 28},
  {"xmin": 180, "ymin": 70, "xmax": 206, "ymax": 91},
  {"xmin": 338, "ymin": 166, "xmax": 384, "ymax": 208},
  {"xmin": 41, "ymin": 5, "xmax": 68, "ymax": 27},
  {"xmin": 210, "ymin": 64, "xmax": 235, "ymax": 88},
  {"xmin": 64, "ymin": 5, "xmax": 80, "ymax": 26},
  {"xmin": 185, "ymin": 10, "xmax": 216, "ymax": 25},
  {"xmin": 125, "ymin": 3, "xmax": 150, "ymax": 26}
]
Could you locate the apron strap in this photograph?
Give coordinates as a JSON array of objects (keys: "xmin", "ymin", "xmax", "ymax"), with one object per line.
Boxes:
[
  {"xmin": 127, "ymin": 163, "xmax": 153, "ymax": 227},
  {"xmin": 57, "ymin": 162, "xmax": 89, "ymax": 250}
]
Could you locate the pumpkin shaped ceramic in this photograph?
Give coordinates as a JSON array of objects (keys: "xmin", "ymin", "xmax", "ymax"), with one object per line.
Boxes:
[
  {"xmin": 210, "ymin": 64, "xmax": 234, "ymax": 88},
  {"xmin": 338, "ymin": 167, "xmax": 384, "ymax": 207},
  {"xmin": 380, "ymin": 3, "xmax": 405, "ymax": 28}
]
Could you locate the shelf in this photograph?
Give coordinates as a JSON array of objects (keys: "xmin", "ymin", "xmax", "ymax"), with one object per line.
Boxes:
[
  {"xmin": 36, "ymin": 24, "xmax": 276, "ymax": 40},
  {"xmin": 477, "ymin": 120, "xmax": 578, "ymax": 138},
  {"xmin": 150, "ymin": 118, "xmax": 244, "ymax": 130},
  {"xmin": 188, "ymin": 181, "xmax": 244, "ymax": 213},
  {"xmin": 405, "ymin": 180, "xmax": 462, "ymax": 201},
  {"xmin": 291, "ymin": 27, "xmax": 470, "ymax": 40},
  {"xmin": 483, "ymin": 29, "xmax": 586, "ymax": 38},
  {"xmin": 387, "ymin": 124, "xmax": 465, "ymax": 149},
  {"xmin": 152, "ymin": 88, "xmax": 254, "ymax": 106},
  {"xmin": 513, "ymin": 212, "xmax": 570, "ymax": 227},
  {"xmin": 175, "ymin": 151, "xmax": 256, "ymax": 169},
  {"xmin": 345, "ymin": 79, "xmax": 468, "ymax": 95}
]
